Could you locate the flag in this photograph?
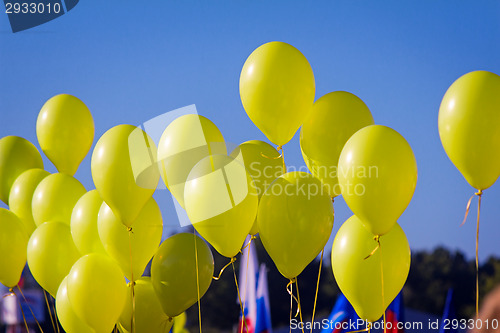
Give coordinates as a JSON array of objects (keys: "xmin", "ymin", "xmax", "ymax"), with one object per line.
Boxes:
[
  {"xmin": 385, "ymin": 292, "xmax": 405, "ymax": 333},
  {"xmin": 255, "ymin": 264, "xmax": 272, "ymax": 333},
  {"xmin": 439, "ymin": 289, "xmax": 457, "ymax": 333},
  {"xmin": 238, "ymin": 236, "xmax": 258, "ymax": 333},
  {"xmin": 320, "ymin": 293, "xmax": 359, "ymax": 333}
]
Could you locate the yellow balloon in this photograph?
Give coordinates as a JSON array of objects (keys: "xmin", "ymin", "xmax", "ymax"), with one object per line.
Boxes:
[
  {"xmin": 98, "ymin": 198, "xmax": 163, "ymax": 280},
  {"xmin": 27, "ymin": 221, "xmax": 80, "ymax": 297},
  {"xmin": 37, "ymin": 94, "xmax": 94, "ymax": 176},
  {"xmin": 172, "ymin": 312, "xmax": 188, "ymax": 333},
  {"xmin": 184, "ymin": 155, "xmax": 258, "ymax": 258},
  {"xmin": 118, "ymin": 277, "xmax": 173, "ymax": 333},
  {"xmin": 338, "ymin": 125, "xmax": 417, "ymax": 236},
  {"xmin": 91, "ymin": 125, "xmax": 160, "ymax": 227},
  {"xmin": 56, "ymin": 276, "xmax": 96, "ymax": 333},
  {"xmin": 151, "ymin": 233, "xmax": 214, "ymax": 318},
  {"xmin": 230, "ymin": 140, "xmax": 285, "ymax": 235},
  {"xmin": 240, "ymin": 42, "xmax": 315, "ymax": 146},
  {"xmin": 438, "ymin": 70, "xmax": 500, "ymax": 190},
  {"xmin": 331, "ymin": 215, "xmax": 410, "ymax": 322},
  {"xmin": 0, "ymin": 136, "xmax": 43, "ymax": 204},
  {"xmin": 67, "ymin": 253, "xmax": 127, "ymax": 333},
  {"xmin": 300, "ymin": 91, "xmax": 374, "ymax": 198},
  {"xmin": 257, "ymin": 172, "xmax": 333, "ymax": 279},
  {"xmin": 0, "ymin": 208, "xmax": 28, "ymax": 287},
  {"xmin": 9, "ymin": 168, "xmax": 50, "ymax": 235},
  {"xmin": 157, "ymin": 114, "xmax": 226, "ymax": 208},
  {"xmin": 32, "ymin": 173, "xmax": 86, "ymax": 227},
  {"xmin": 70, "ymin": 190, "xmax": 107, "ymax": 255}
]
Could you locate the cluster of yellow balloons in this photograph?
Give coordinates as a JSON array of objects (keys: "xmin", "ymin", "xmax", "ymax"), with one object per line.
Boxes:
[{"xmin": 0, "ymin": 94, "xmax": 215, "ymax": 333}]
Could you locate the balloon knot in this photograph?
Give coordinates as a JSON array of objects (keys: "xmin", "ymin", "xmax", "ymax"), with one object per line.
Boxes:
[
  {"xmin": 127, "ymin": 227, "xmax": 133, "ymax": 232},
  {"xmin": 475, "ymin": 190, "xmax": 483, "ymax": 197},
  {"xmin": 167, "ymin": 316, "xmax": 173, "ymax": 323}
]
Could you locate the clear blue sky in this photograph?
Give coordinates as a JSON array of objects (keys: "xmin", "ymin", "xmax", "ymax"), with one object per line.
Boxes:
[{"xmin": 1, "ymin": 1, "xmax": 500, "ymax": 261}]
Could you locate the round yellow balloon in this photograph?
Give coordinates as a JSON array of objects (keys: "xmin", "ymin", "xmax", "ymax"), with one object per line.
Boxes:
[
  {"xmin": 32, "ymin": 173, "xmax": 86, "ymax": 226},
  {"xmin": 184, "ymin": 155, "xmax": 258, "ymax": 258},
  {"xmin": 37, "ymin": 94, "xmax": 94, "ymax": 176},
  {"xmin": 338, "ymin": 125, "xmax": 417, "ymax": 236},
  {"xmin": 240, "ymin": 42, "xmax": 315, "ymax": 146},
  {"xmin": 300, "ymin": 91, "xmax": 374, "ymax": 198},
  {"xmin": 151, "ymin": 233, "xmax": 214, "ymax": 318},
  {"xmin": 27, "ymin": 221, "xmax": 80, "ymax": 297},
  {"xmin": 67, "ymin": 253, "xmax": 127, "ymax": 333},
  {"xmin": 70, "ymin": 190, "xmax": 107, "ymax": 255},
  {"xmin": 118, "ymin": 277, "xmax": 173, "ymax": 333},
  {"xmin": 56, "ymin": 276, "xmax": 96, "ymax": 333},
  {"xmin": 230, "ymin": 140, "xmax": 285, "ymax": 235},
  {"xmin": 0, "ymin": 136, "xmax": 43, "ymax": 204},
  {"xmin": 98, "ymin": 198, "xmax": 163, "ymax": 280},
  {"xmin": 0, "ymin": 208, "xmax": 28, "ymax": 287},
  {"xmin": 331, "ymin": 215, "xmax": 410, "ymax": 322},
  {"xmin": 91, "ymin": 125, "xmax": 160, "ymax": 227},
  {"xmin": 157, "ymin": 114, "xmax": 226, "ymax": 208},
  {"xmin": 438, "ymin": 70, "xmax": 500, "ymax": 190},
  {"xmin": 9, "ymin": 168, "xmax": 50, "ymax": 235},
  {"xmin": 257, "ymin": 172, "xmax": 334, "ymax": 279}
]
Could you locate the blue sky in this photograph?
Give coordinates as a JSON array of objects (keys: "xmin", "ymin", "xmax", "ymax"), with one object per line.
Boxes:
[{"xmin": 1, "ymin": 1, "xmax": 500, "ymax": 261}]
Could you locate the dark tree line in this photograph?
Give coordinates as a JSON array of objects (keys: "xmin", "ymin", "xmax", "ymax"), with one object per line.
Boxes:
[{"xmin": 185, "ymin": 242, "xmax": 500, "ymax": 332}]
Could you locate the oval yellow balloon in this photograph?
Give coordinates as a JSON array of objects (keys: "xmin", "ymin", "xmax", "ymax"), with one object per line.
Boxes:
[
  {"xmin": 67, "ymin": 253, "xmax": 127, "ymax": 333},
  {"xmin": 0, "ymin": 136, "xmax": 43, "ymax": 204},
  {"xmin": 70, "ymin": 190, "xmax": 107, "ymax": 255},
  {"xmin": 240, "ymin": 42, "xmax": 315, "ymax": 146},
  {"xmin": 27, "ymin": 221, "xmax": 80, "ymax": 297},
  {"xmin": 331, "ymin": 215, "xmax": 410, "ymax": 322},
  {"xmin": 151, "ymin": 233, "xmax": 214, "ymax": 318},
  {"xmin": 91, "ymin": 125, "xmax": 160, "ymax": 227},
  {"xmin": 0, "ymin": 208, "xmax": 28, "ymax": 287},
  {"xmin": 37, "ymin": 94, "xmax": 94, "ymax": 176},
  {"xmin": 257, "ymin": 172, "xmax": 333, "ymax": 279},
  {"xmin": 438, "ymin": 70, "xmax": 500, "ymax": 190},
  {"xmin": 338, "ymin": 125, "xmax": 417, "ymax": 236},
  {"xmin": 184, "ymin": 155, "xmax": 258, "ymax": 258},
  {"xmin": 118, "ymin": 277, "xmax": 173, "ymax": 333},
  {"xmin": 157, "ymin": 114, "xmax": 226, "ymax": 208},
  {"xmin": 300, "ymin": 91, "xmax": 374, "ymax": 198},
  {"xmin": 32, "ymin": 173, "xmax": 86, "ymax": 227},
  {"xmin": 9, "ymin": 168, "xmax": 50, "ymax": 235},
  {"xmin": 98, "ymin": 198, "xmax": 163, "ymax": 281},
  {"xmin": 230, "ymin": 140, "xmax": 285, "ymax": 235},
  {"xmin": 56, "ymin": 276, "xmax": 96, "ymax": 333}
]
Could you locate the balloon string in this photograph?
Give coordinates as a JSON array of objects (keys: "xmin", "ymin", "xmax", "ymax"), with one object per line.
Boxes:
[
  {"xmin": 193, "ymin": 230, "xmax": 203, "ymax": 333},
  {"xmin": 128, "ymin": 227, "xmax": 136, "ymax": 333},
  {"xmin": 460, "ymin": 190, "xmax": 482, "ymax": 227},
  {"xmin": 240, "ymin": 239, "xmax": 253, "ymax": 333},
  {"xmin": 12, "ymin": 288, "xmax": 30, "ymax": 333},
  {"xmin": 16, "ymin": 285, "xmax": 44, "ymax": 333},
  {"xmin": 289, "ymin": 281, "xmax": 293, "ymax": 333},
  {"xmin": 51, "ymin": 300, "xmax": 60, "ymax": 333},
  {"xmin": 295, "ymin": 278, "xmax": 305, "ymax": 333},
  {"xmin": 260, "ymin": 145, "xmax": 286, "ymax": 172},
  {"xmin": 310, "ymin": 249, "xmax": 324, "ymax": 333},
  {"xmin": 364, "ymin": 235, "xmax": 381, "ymax": 260},
  {"xmin": 380, "ymin": 243, "xmax": 386, "ymax": 333},
  {"xmin": 286, "ymin": 278, "xmax": 300, "ymax": 317},
  {"xmin": 476, "ymin": 191, "xmax": 482, "ymax": 317},
  {"xmin": 213, "ymin": 257, "xmax": 236, "ymax": 281},
  {"xmin": 459, "ymin": 189, "xmax": 483, "ymax": 317},
  {"xmin": 43, "ymin": 289, "xmax": 57, "ymax": 333},
  {"xmin": 232, "ymin": 260, "xmax": 249, "ymax": 333},
  {"xmin": 239, "ymin": 235, "xmax": 257, "ymax": 254}
]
